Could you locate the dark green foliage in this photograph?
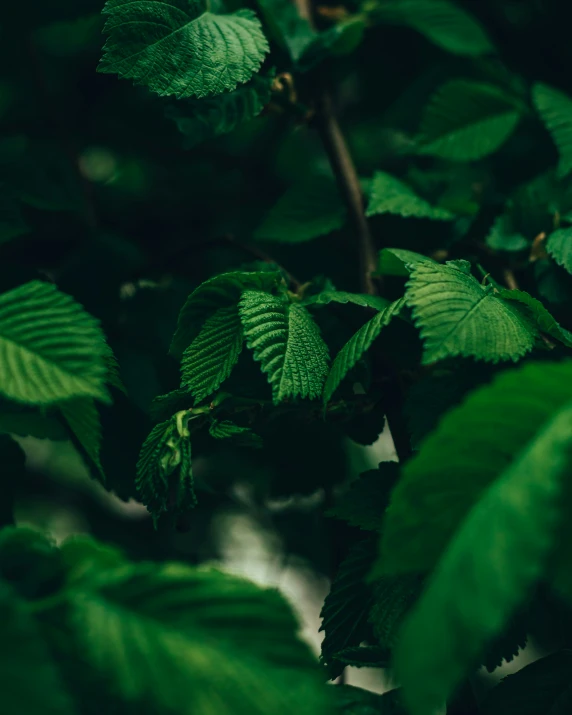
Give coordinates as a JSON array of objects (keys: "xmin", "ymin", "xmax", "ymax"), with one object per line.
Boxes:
[{"xmin": 3, "ymin": 1, "xmax": 572, "ymax": 714}]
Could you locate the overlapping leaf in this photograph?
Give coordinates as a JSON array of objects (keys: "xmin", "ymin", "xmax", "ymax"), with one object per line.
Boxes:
[
  {"xmin": 59, "ymin": 398, "xmax": 105, "ymax": 481},
  {"xmin": 166, "ymin": 73, "xmax": 274, "ymax": 149},
  {"xmin": 181, "ymin": 305, "xmax": 243, "ymax": 402},
  {"xmin": 254, "ymin": 176, "xmax": 346, "ymax": 243},
  {"xmin": 170, "ymin": 270, "xmax": 280, "ymax": 358},
  {"xmin": 327, "ymin": 462, "xmax": 400, "ymax": 531},
  {"xmin": 480, "ymin": 651, "xmax": 572, "ymax": 714},
  {"xmin": 394, "ymin": 404, "xmax": 572, "ymax": 715},
  {"xmin": 373, "ymin": 0, "xmax": 493, "ymax": 57},
  {"xmin": 379, "ymin": 360, "xmax": 572, "ymax": 575},
  {"xmin": 366, "ymin": 172, "xmax": 454, "ymax": 220},
  {"xmin": 239, "ymin": 290, "xmax": 329, "ymax": 403},
  {"xmin": 406, "ymin": 260, "xmax": 537, "ymax": 364},
  {"xmin": 547, "ymin": 226, "xmax": 572, "ymax": 275},
  {"xmin": 69, "ymin": 562, "xmax": 330, "ymax": 715},
  {"xmin": 99, "ymin": 0, "xmax": 269, "ymax": 99},
  {"xmin": 304, "ymin": 290, "xmax": 390, "ymax": 311},
  {"xmin": 320, "ymin": 538, "xmax": 378, "ymax": 679},
  {"xmin": 416, "ymin": 80, "xmax": 523, "ymax": 161},
  {"xmin": 500, "ymin": 288, "xmax": 572, "ymax": 347},
  {"xmin": 533, "ymin": 83, "xmax": 572, "ymax": 178},
  {"xmin": 0, "ymin": 579, "xmax": 75, "ymax": 715},
  {"xmin": 136, "ymin": 410, "xmax": 196, "ymax": 522},
  {"xmin": 0, "ymin": 281, "xmax": 109, "ymax": 405},
  {"xmin": 323, "ymin": 299, "xmax": 405, "ymax": 403}
]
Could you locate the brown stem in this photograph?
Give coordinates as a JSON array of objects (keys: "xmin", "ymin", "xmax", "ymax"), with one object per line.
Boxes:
[
  {"xmin": 314, "ymin": 91, "xmax": 378, "ymax": 294},
  {"xmin": 295, "ymin": 0, "xmax": 377, "ymax": 295}
]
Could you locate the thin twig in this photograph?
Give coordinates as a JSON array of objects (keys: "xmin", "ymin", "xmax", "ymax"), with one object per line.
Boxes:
[
  {"xmin": 295, "ymin": 0, "xmax": 377, "ymax": 294},
  {"xmin": 314, "ymin": 91, "xmax": 378, "ymax": 294}
]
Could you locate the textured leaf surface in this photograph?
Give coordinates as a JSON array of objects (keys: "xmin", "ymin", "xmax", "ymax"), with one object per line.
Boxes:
[
  {"xmin": 304, "ymin": 291, "xmax": 390, "ymax": 311},
  {"xmin": 239, "ymin": 291, "xmax": 329, "ymax": 404},
  {"xmin": 209, "ymin": 419, "xmax": 262, "ymax": 447},
  {"xmin": 166, "ymin": 73, "xmax": 273, "ymax": 148},
  {"xmin": 323, "ymin": 299, "xmax": 405, "ymax": 403},
  {"xmin": 380, "ymin": 360, "xmax": 572, "ymax": 574},
  {"xmin": 0, "ymin": 579, "xmax": 75, "ymax": 715},
  {"xmin": 99, "ymin": 0, "xmax": 269, "ymax": 99},
  {"xmin": 136, "ymin": 410, "xmax": 196, "ymax": 522},
  {"xmin": 417, "ymin": 81, "xmax": 522, "ymax": 161},
  {"xmin": 368, "ymin": 575, "xmax": 423, "ymax": 649},
  {"xmin": 547, "ymin": 226, "xmax": 572, "ymax": 275},
  {"xmin": 70, "ymin": 562, "xmax": 329, "ymax": 715},
  {"xmin": 395, "ymin": 405, "xmax": 572, "ymax": 715},
  {"xmin": 500, "ymin": 288, "xmax": 572, "ymax": 347},
  {"xmin": 378, "ymin": 248, "xmax": 436, "ymax": 277},
  {"xmin": 320, "ymin": 538, "xmax": 377, "ymax": 679},
  {"xmin": 406, "ymin": 260, "xmax": 537, "ymax": 364},
  {"xmin": 0, "ymin": 281, "xmax": 109, "ymax": 405},
  {"xmin": 366, "ymin": 172, "xmax": 454, "ymax": 220},
  {"xmin": 374, "ymin": 0, "xmax": 493, "ymax": 56},
  {"xmin": 171, "ymin": 270, "xmax": 280, "ymax": 358},
  {"xmin": 533, "ymin": 83, "xmax": 572, "ymax": 178},
  {"xmin": 254, "ymin": 176, "xmax": 345, "ymax": 243},
  {"xmin": 328, "ymin": 462, "xmax": 399, "ymax": 531},
  {"xmin": 181, "ymin": 305, "xmax": 243, "ymax": 402},
  {"xmin": 481, "ymin": 651, "xmax": 572, "ymax": 714}
]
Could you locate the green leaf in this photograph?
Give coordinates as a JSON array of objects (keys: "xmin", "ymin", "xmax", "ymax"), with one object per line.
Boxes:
[
  {"xmin": 99, "ymin": 0, "xmax": 269, "ymax": 99},
  {"xmin": 304, "ymin": 290, "xmax": 390, "ymax": 311},
  {"xmin": 68, "ymin": 562, "xmax": 330, "ymax": 715},
  {"xmin": 255, "ymin": 0, "xmax": 315, "ymax": 62},
  {"xmin": 368, "ymin": 575, "xmax": 423, "ymax": 649},
  {"xmin": 297, "ymin": 18, "xmax": 366, "ymax": 70},
  {"xmin": 239, "ymin": 291, "xmax": 329, "ymax": 404},
  {"xmin": 60, "ymin": 536, "xmax": 126, "ymax": 585},
  {"xmin": 170, "ymin": 270, "xmax": 280, "ymax": 358},
  {"xmin": 366, "ymin": 172, "xmax": 455, "ymax": 220},
  {"xmin": 373, "ymin": 0, "xmax": 493, "ymax": 57},
  {"xmin": 59, "ymin": 398, "xmax": 105, "ymax": 481},
  {"xmin": 333, "ymin": 684, "xmax": 405, "ymax": 713},
  {"xmin": 0, "ymin": 527, "xmax": 64, "ymax": 600},
  {"xmin": 480, "ymin": 651, "xmax": 572, "ymax": 714},
  {"xmin": 209, "ymin": 419, "xmax": 263, "ymax": 447},
  {"xmin": 377, "ymin": 248, "xmax": 436, "ymax": 277},
  {"xmin": 394, "ymin": 404, "xmax": 572, "ymax": 715},
  {"xmin": 323, "ymin": 298, "xmax": 405, "ymax": 403},
  {"xmin": 406, "ymin": 260, "xmax": 537, "ymax": 364},
  {"xmin": 181, "ymin": 305, "xmax": 243, "ymax": 402},
  {"xmin": 333, "ymin": 645, "xmax": 391, "ymax": 668},
  {"xmin": 327, "ymin": 462, "xmax": 400, "ymax": 531},
  {"xmin": 0, "ymin": 281, "xmax": 109, "ymax": 406},
  {"xmin": 547, "ymin": 227, "xmax": 572, "ymax": 275},
  {"xmin": 417, "ymin": 80, "xmax": 523, "ymax": 161},
  {"xmin": 254, "ymin": 176, "xmax": 346, "ymax": 243},
  {"xmin": 486, "ymin": 214, "xmax": 529, "ymax": 252},
  {"xmin": 166, "ymin": 73, "xmax": 274, "ymax": 148},
  {"xmin": 0, "ymin": 578, "xmax": 75, "ymax": 715},
  {"xmin": 379, "ymin": 360, "xmax": 572, "ymax": 574},
  {"xmin": 320, "ymin": 538, "xmax": 378, "ymax": 678},
  {"xmin": 533, "ymin": 83, "xmax": 572, "ymax": 178},
  {"xmin": 500, "ymin": 288, "xmax": 572, "ymax": 347},
  {"xmin": 136, "ymin": 410, "xmax": 196, "ymax": 522}
]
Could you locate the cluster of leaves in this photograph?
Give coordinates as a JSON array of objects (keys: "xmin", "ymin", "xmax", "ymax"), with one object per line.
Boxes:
[{"xmin": 4, "ymin": 0, "xmax": 572, "ymax": 713}]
